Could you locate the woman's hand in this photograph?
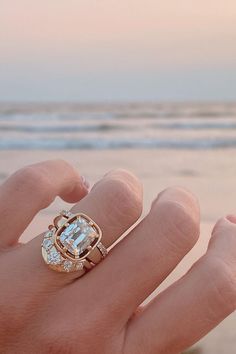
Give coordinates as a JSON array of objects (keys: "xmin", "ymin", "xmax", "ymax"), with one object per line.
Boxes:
[{"xmin": 0, "ymin": 160, "xmax": 235, "ymax": 354}]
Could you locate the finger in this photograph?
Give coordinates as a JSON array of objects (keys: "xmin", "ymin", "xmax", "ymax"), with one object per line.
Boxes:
[
  {"xmin": 0, "ymin": 160, "xmax": 89, "ymax": 248},
  {"xmin": 3, "ymin": 169, "xmax": 142, "ymax": 300},
  {"xmin": 125, "ymin": 216, "xmax": 236, "ymax": 354},
  {"xmin": 66, "ymin": 187, "xmax": 200, "ymax": 326}
]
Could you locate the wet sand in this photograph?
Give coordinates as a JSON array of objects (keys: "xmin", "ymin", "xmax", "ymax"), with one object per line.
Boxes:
[{"xmin": 0, "ymin": 149, "xmax": 235, "ymax": 353}]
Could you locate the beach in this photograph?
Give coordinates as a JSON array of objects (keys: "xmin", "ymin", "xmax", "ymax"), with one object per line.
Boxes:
[
  {"xmin": 2, "ymin": 0, "xmax": 236, "ymax": 350},
  {"xmin": 0, "ymin": 147, "xmax": 235, "ymax": 354},
  {"xmin": 0, "ymin": 101, "xmax": 236, "ymax": 353}
]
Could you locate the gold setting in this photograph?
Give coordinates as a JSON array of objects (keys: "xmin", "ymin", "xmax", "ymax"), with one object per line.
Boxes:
[{"xmin": 41, "ymin": 211, "xmax": 108, "ymax": 273}]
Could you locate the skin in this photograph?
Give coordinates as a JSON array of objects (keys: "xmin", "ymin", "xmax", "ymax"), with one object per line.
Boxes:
[{"xmin": 0, "ymin": 159, "xmax": 235, "ymax": 354}]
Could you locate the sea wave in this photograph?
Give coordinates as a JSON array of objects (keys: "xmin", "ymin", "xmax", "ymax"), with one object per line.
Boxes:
[
  {"xmin": 1, "ymin": 121, "xmax": 236, "ymax": 133},
  {"xmin": 0, "ymin": 102, "xmax": 236, "ymax": 121},
  {"xmin": 0, "ymin": 102, "xmax": 236, "ymax": 150},
  {"xmin": 0, "ymin": 123, "xmax": 123, "ymax": 133},
  {"xmin": 1, "ymin": 138, "xmax": 236, "ymax": 150}
]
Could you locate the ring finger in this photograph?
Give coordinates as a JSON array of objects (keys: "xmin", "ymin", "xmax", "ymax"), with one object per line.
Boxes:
[{"xmin": 64, "ymin": 186, "xmax": 200, "ymax": 330}]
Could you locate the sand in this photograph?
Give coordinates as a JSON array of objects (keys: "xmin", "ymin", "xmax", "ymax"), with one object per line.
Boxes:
[{"xmin": 0, "ymin": 148, "xmax": 235, "ymax": 353}]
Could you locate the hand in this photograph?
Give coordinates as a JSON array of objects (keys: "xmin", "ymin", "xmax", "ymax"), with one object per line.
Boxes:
[{"xmin": 0, "ymin": 160, "xmax": 235, "ymax": 354}]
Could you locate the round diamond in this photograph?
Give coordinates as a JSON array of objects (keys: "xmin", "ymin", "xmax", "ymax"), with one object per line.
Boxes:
[
  {"xmin": 75, "ymin": 262, "xmax": 84, "ymax": 271},
  {"xmin": 42, "ymin": 238, "xmax": 53, "ymax": 250},
  {"xmin": 47, "ymin": 249, "xmax": 61, "ymax": 265},
  {"xmin": 63, "ymin": 260, "xmax": 73, "ymax": 272},
  {"xmin": 45, "ymin": 230, "xmax": 54, "ymax": 238},
  {"xmin": 60, "ymin": 210, "xmax": 73, "ymax": 218}
]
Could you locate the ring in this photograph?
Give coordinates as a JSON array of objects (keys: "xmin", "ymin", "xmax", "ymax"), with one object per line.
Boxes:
[{"xmin": 41, "ymin": 210, "xmax": 108, "ymax": 273}]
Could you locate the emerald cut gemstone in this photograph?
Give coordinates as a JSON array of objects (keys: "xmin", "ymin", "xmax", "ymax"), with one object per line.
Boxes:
[{"xmin": 59, "ymin": 217, "xmax": 97, "ymax": 256}]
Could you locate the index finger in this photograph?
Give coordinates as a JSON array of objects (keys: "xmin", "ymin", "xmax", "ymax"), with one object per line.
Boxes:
[{"xmin": 0, "ymin": 160, "xmax": 88, "ymax": 248}]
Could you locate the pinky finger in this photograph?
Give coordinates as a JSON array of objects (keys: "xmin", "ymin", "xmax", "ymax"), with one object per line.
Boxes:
[{"xmin": 125, "ymin": 216, "xmax": 236, "ymax": 354}]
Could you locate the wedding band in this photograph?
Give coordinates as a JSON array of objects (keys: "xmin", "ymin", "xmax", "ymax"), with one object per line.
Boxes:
[{"xmin": 41, "ymin": 210, "xmax": 108, "ymax": 273}]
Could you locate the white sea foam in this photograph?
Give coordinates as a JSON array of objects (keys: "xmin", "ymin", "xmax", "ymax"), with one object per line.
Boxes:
[{"xmin": 0, "ymin": 102, "xmax": 236, "ymax": 150}]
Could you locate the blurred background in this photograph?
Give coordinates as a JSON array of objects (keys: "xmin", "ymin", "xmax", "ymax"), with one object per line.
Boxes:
[{"xmin": 0, "ymin": 1, "xmax": 236, "ymax": 353}]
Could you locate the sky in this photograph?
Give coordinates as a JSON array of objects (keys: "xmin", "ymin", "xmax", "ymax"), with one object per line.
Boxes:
[{"xmin": 0, "ymin": 0, "xmax": 236, "ymax": 102}]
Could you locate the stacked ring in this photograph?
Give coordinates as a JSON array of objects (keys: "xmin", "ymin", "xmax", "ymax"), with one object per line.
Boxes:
[{"xmin": 41, "ymin": 210, "xmax": 108, "ymax": 273}]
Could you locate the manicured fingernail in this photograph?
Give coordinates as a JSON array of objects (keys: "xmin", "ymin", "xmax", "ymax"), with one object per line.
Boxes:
[
  {"xmin": 226, "ymin": 215, "xmax": 236, "ymax": 224},
  {"xmin": 81, "ymin": 175, "xmax": 90, "ymax": 190}
]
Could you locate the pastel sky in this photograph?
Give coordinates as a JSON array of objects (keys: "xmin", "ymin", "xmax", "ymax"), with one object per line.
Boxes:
[{"xmin": 0, "ymin": 0, "xmax": 236, "ymax": 101}]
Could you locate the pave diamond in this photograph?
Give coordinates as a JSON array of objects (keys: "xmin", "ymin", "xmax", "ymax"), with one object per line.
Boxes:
[
  {"xmin": 60, "ymin": 210, "xmax": 73, "ymax": 218},
  {"xmin": 42, "ymin": 238, "xmax": 53, "ymax": 251},
  {"xmin": 63, "ymin": 260, "xmax": 73, "ymax": 272},
  {"xmin": 47, "ymin": 248, "xmax": 62, "ymax": 265},
  {"xmin": 59, "ymin": 217, "xmax": 97, "ymax": 256},
  {"xmin": 45, "ymin": 230, "xmax": 54, "ymax": 238},
  {"xmin": 75, "ymin": 262, "xmax": 84, "ymax": 271},
  {"xmin": 97, "ymin": 242, "xmax": 108, "ymax": 258}
]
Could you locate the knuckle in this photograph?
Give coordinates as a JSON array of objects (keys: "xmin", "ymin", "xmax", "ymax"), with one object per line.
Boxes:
[
  {"xmin": 14, "ymin": 164, "xmax": 54, "ymax": 205},
  {"xmin": 212, "ymin": 217, "xmax": 228, "ymax": 236},
  {"xmin": 104, "ymin": 169, "xmax": 143, "ymax": 222},
  {"xmin": 52, "ymin": 158, "xmax": 70, "ymax": 167},
  {"xmin": 51, "ymin": 159, "xmax": 75, "ymax": 174},
  {"xmin": 15, "ymin": 165, "xmax": 41, "ymax": 187},
  {"xmin": 157, "ymin": 186, "xmax": 199, "ymax": 213},
  {"xmin": 203, "ymin": 254, "xmax": 236, "ymax": 314},
  {"xmin": 150, "ymin": 198, "xmax": 199, "ymax": 253},
  {"xmin": 210, "ymin": 217, "xmax": 236, "ymax": 260}
]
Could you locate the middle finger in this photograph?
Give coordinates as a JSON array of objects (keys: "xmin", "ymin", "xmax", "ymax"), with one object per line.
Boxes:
[{"xmin": 67, "ymin": 187, "xmax": 200, "ymax": 327}]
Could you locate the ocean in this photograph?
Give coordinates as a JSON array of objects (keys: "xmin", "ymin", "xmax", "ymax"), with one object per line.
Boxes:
[{"xmin": 0, "ymin": 102, "xmax": 236, "ymax": 150}]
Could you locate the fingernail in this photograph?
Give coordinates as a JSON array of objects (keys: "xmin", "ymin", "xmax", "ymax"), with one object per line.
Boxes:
[
  {"xmin": 81, "ymin": 175, "xmax": 90, "ymax": 190},
  {"xmin": 226, "ymin": 215, "xmax": 236, "ymax": 224}
]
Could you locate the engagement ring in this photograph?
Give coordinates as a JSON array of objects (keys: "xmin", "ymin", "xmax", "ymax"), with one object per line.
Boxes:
[{"xmin": 41, "ymin": 210, "xmax": 108, "ymax": 273}]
